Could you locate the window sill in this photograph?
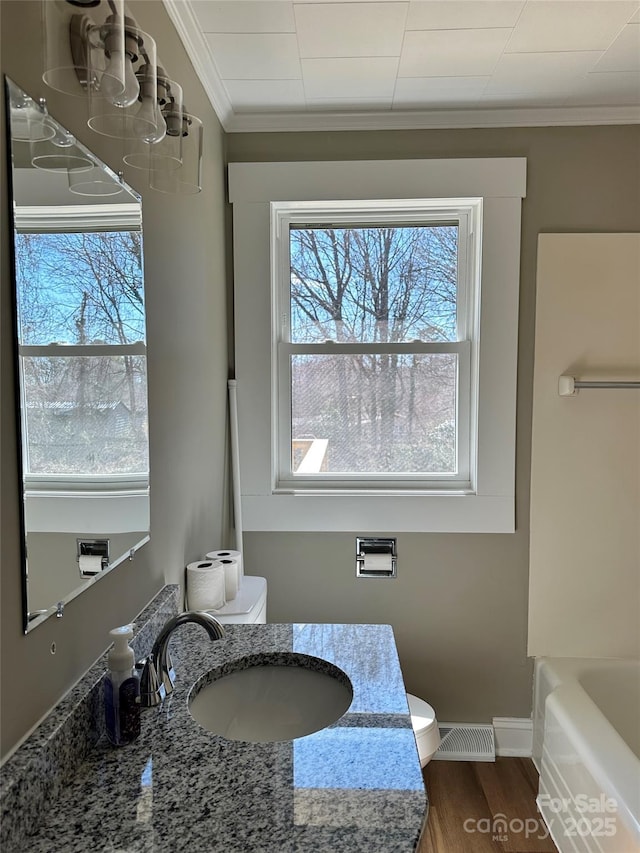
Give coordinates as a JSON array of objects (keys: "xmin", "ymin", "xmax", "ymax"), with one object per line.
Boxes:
[{"xmin": 242, "ymin": 492, "xmax": 514, "ymax": 534}]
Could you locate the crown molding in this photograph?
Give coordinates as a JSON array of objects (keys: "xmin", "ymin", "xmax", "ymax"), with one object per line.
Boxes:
[
  {"xmin": 163, "ymin": 1, "xmax": 640, "ymax": 134},
  {"xmin": 162, "ymin": 0, "xmax": 233, "ymax": 127},
  {"xmin": 224, "ymin": 105, "xmax": 640, "ymax": 133}
]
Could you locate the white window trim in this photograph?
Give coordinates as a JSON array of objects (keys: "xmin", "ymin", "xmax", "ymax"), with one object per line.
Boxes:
[
  {"xmin": 13, "ymin": 203, "xmax": 142, "ymax": 233},
  {"xmin": 229, "ymin": 159, "xmax": 526, "ymax": 533}
]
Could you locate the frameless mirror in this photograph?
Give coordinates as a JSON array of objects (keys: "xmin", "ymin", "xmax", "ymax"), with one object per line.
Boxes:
[{"xmin": 5, "ymin": 78, "xmax": 149, "ymax": 633}]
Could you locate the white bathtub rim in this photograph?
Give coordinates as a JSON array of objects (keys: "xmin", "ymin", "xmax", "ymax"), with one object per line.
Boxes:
[
  {"xmin": 546, "ymin": 684, "xmax": 640, "ymax": 842},
  {"xmin": 537, "ymin": 656, "xmax": 639, "ymax": 681},
  {"xmin": 534, "ymin": 656, "xmax": 640, "ymax": 766}
]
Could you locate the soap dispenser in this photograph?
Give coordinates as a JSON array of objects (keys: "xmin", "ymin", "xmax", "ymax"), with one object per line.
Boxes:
[{"xmin": 104, "ymin": 625, "xmax": 140, "ymax": 746}]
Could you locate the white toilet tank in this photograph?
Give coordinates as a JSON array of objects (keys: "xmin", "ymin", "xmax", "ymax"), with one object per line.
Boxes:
[{"xmin": 209, "ymin": 576, "xmax": 267, "ymax": 624}]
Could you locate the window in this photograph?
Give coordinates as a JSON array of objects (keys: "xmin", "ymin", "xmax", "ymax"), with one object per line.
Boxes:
[
  {"xmin": 230, "ymin": 159, "xmax": 526, "ymax": 532},
  {"xmin": 274, "ymin": 201, "xmax": 480, "ymax": 491},
  {"xmin": 13, "ymin": 205, "xmax": 148, "ymax": 492}
]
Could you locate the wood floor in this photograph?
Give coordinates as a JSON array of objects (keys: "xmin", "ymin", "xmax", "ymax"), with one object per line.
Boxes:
[{"xmin": 418, "ymin": 758, "xmax": 557, "ymax": 853}]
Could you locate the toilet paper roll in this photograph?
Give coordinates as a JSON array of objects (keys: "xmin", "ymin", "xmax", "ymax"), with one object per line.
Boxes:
[
  {"xmin": 205, "ymin": 549, "xmax": 243, "ymax": 578},
  {"xmin": 79, "ymin": 554, "xmax": 103, "ymax": 577},
  {"xmin": 186, "ymin": 561, "xmax": 226, "ymax": 611},
  {"xmin": 218, "ymin": 559, "xmax": 240, "ymax": 601},
  {"xmin": 363, "ymin": 553, "xmax": 393, "ymax": 573}
]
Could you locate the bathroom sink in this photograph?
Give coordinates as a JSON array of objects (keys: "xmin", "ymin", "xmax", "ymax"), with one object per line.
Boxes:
[{"xmin": 188, "ymin": 653, "xmax": 353, "ymax": 742}]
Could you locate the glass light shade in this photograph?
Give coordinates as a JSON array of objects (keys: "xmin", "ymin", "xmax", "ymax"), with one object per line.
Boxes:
[
  {"xmin": 149, "ymin": 113, "xmax": 203, "ymax": 195},
  {"xmin": 10, "ymin": 104, "xmax": 55, "ymax": 143},
  {"xmin": 42, "ymin": 0, "xmax": 127, "ymax": 97},
  {"xmin": 68, "ymin": 164, "xmax": 125, "ymax": 196},
  {"xmin": 31, "ymin": 138, "xmax": 94, "ymax": 173},
  {"xmin": 123, "ymin": 78, "xmax": 183, "ymax": 171},
  {"xmin": 87, "ymin": 25, "xmax": 158, "ymax": 139},
  {"xmin": 7, "ymin": 78, "xmax": 56, "ymax": 143}
]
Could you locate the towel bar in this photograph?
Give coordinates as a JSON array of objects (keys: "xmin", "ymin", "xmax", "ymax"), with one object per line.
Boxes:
[{"xmin": 558, "ymin": 375, "xmax": 640, "ymax": 396}]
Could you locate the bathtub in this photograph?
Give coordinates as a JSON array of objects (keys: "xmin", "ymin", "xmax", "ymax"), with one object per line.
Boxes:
[{"xmin": 533, "ymin": 657, "xmax": 640, "ymax": 853}]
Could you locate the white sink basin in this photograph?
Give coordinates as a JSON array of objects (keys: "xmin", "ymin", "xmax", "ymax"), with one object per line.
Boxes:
[{"xmin": 188, "ymin": 653, "xmax": 353, "ymax": 742}]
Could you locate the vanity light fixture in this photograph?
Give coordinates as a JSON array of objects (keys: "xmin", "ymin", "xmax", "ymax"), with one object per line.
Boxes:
[
  {"xmin": 133, "ymin": 64, "xmax": 171, "ymax": 143},
  {"xmin": 41, "ymin": 0, "xmax": 205, "ymax": 193},
  {"xmin": 86, "ymin": 20, "xmax": 159, "ymax": 139},
  {"xmin": 91, "ymin": 11, "xmax": 141, "ymax": 107},
  {"xmin": 123, "ymin": 76, "xmax": 183, "ymax": 170},
  {"xmin": 149, "ymin": 110, "xmax": 203, "ymax": 195},
  {"xmin": 43, "ymin": 0, "xmax": 131, "ymax": 99}
]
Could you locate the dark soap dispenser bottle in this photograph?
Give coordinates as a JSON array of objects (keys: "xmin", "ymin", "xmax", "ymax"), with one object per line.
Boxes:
[{"xmin": 104, "ymin": 625, "xmax": 141, "ymax": 746}]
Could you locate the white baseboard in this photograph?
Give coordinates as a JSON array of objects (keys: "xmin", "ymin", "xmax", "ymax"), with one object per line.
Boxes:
[{"xmin": 492, "ymin": 717, "xmax": 533, "ymax": 757}]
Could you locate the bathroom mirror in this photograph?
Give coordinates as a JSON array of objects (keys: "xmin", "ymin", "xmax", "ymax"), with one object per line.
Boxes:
[{"xmin": 5, "ymin": 78, "xmax": 149, "ymax": 633}]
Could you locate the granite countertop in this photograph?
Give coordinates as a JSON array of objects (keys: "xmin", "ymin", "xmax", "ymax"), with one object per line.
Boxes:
[{"xmin": 8, "ymin": 619, "xmax": 427, "ymax": 852}]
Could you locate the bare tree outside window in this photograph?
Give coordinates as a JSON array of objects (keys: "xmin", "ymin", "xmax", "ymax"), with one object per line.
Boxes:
[
  {"xmin": 289, "ymin": 225, "xmax": 458, "ymax": 475},
  {"xmin": 14, "ymin": 230, "xmax": 148, "ymax": 476}
]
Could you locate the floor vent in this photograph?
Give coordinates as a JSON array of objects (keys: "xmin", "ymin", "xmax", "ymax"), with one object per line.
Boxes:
[{"xmin": 432, "ymin": 723, "xmax": 496, "ymax": 762}]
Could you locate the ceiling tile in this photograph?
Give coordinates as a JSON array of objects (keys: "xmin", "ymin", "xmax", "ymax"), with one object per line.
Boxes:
[
  {"xmin": 223, "ymin": 79, "xmax": 306, "ymax": 112},
  {"xmin": 192, "ymin": 1, "xmax": 296, "ymax": 33},
  {"xmin": 398, "ymin": 28, "xmax": 512, "ymax": 77},
  {"xmin": 486, "ymin": 51, "xmax": 603, "ymax": 93},
  {"xmin": 394, "ymin": 76, "xmax": 489, "ymax": 107},
  {"xmin": 594, "ymin": 24, "xmax": 640, "ymax": 72},
  {"xmin": 301, "ymin": 57, "xmax": 399, "ymax": 99},
  {"xmin": 406, "ymin": 1, "xmax": 524, "ymax": 31},
  {"xmin": 295, "ymin": 2, "xmax": 408, "ymax": 58},
  {"xmin": 205, "ymin": 33, "xmax": 301, "ymax": 79},
  {"xmin": 505, "ymin": 1, "xmax": 639, "ymax": 53}
]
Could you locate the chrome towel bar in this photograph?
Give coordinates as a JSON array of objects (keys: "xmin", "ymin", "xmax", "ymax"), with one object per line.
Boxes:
[{"xmin": 559, "ymin": 375, "xmax": 640, "ymax": 396}]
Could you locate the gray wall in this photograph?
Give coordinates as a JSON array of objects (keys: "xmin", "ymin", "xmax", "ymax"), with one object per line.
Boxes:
[
  {"xmin": 1, "ymin": 0, "xmax": 638, "ymax": 757},
  {"xmin": 1, "ymin": 0, "xmax": 229, "ymax": 759},
  {"xmin": 228, "ymin": 126, "xmax": 640, "ymax": 722}
]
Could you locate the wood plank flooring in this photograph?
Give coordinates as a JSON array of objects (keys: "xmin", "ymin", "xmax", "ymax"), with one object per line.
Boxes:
[{"xmin": 418, "ymin": 758, "xmax": 557, "ymax": 853}]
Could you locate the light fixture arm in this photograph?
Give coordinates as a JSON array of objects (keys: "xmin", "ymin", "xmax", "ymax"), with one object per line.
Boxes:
[{"xmin": 69, "ymin": 14, "xmax": 94, "ymax": 89}]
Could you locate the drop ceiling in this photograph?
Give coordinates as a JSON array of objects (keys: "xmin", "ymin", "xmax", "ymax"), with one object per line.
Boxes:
[{"xmin": 163, "ymin": 0, "xmax": 640, "ymax": 131}]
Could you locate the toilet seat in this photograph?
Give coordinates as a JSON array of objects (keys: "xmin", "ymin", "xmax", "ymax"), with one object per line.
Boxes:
[{"xmin": 407, "ymin": 693, "xmax": 440, "ymax": 767}]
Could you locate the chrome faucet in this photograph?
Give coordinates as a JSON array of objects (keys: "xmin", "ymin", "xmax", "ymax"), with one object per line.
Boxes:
[{"xmin": 138, "ymin": 611, "xmax": 225, "ymax": 707}]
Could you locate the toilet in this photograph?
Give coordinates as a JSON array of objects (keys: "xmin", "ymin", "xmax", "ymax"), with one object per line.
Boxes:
[
  {"xmin": 208, "ymin": 575, "xmax": 267, "ymax": 624},
  {"xmin": 407, "ymin": 693, "xmax": 441, "ymax": 767}
]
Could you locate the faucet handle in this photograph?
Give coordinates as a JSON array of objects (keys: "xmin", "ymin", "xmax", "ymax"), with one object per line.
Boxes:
[
  {"xmin": 161, "ymin": 650, "xmax": 176, "ymax": 696},
  {"xmin": 138, "ymin": 653, "xmax": 164, "ymax": 707}
]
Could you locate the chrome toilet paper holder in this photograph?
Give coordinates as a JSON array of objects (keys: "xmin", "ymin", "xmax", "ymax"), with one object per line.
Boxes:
[
  {"xmin": 356, "ymin": 537, "xmax": 397, "ymax": 578},
  {"xmin": 77, "ymin": 538, "xmax": 110, "ymax": 577}
]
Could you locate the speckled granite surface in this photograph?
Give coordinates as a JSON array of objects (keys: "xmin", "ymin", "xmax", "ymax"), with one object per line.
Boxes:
[
  {"xmin": 0, "ymin": 585, "xmax": 181, "ymax": 848},
  {"xmin": 2, "ymin": 601, "xmax": 427, "ymax": 852}
]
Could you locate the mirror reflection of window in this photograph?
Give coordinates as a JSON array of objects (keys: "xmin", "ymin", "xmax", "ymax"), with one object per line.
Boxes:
[
  {"xmin": 14, "ymin": 226, "xmax": 148, "ymax": 482},
  {"xmin": 6, "ymin": 76, "xmax": 149, "ymax": 632}
]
